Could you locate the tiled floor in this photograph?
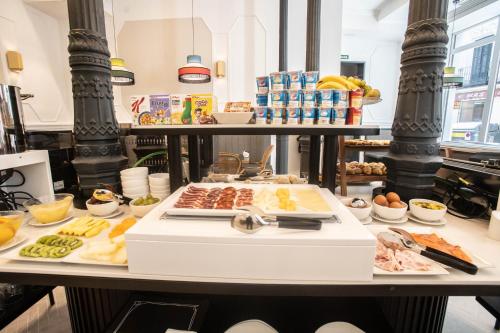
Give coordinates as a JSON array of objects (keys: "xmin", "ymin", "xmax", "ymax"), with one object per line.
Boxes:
[{"xmin": 1, "ymin": 287, "xmax": 71, "ymax": 333}]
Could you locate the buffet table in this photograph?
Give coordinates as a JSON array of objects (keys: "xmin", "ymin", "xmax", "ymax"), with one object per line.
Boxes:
[
  {"xmin": 0, "ymin": 191, "xmax": 499, "ymax": 332},
  {"xmin": 0, "ymin": 209, "xmax": 499, "ymax": 296}
]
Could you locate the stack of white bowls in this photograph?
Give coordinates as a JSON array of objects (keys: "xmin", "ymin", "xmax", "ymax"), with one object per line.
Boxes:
[
  {"xmin": 148, "ymin": 173, "xmax": 170, "ymax": 199},
  {"xmin": 121, "ymin": 167, "xmax": 149, "ymax": 199}
]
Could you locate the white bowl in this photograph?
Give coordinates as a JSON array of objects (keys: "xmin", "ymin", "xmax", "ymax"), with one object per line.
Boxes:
[
  {"xmin": 120, "ymin": 167, "xmax": 148, "ymax": 178},
  {"xmin": 86, "ymin": 199, "xmax": 119, "ymax": 216},
  {"xmin": 151, "ymin": 189, "xmax": 170, "ymax": 195},
  {"xmin": 123, "ymin": 192, "xmax": 146, "ymax": 199},
  {"xmin": 213, "ymin": 112, "xmax": 253, "ymax": 124},
  {"xmin": 150, "ymin": 184, "xmax": 170, "ymax": 191},
  {"xmin": 148, "ymin": 173, "xmax": 169, "ymax": 186},
  {"xmin": 342, "ymin": 198, "xmax": 372, "ymax": 221},
  {"xmin": 372, "ymin": 199, "xmax": 407, "ymax": 220},
  {"xmin": 409, "ymin": 199, "xmax": 447, "ymax": 221},
  {"xmin": 121, "ymin": 179, "xmax": 149, "ymax": 188},
  {"xmin": 122, "ymin": 184, "xmax": 149, "ymax": 193},
  {"xmin": 129, "ymin": 198, "xmax": 160, "ymax": 217},
  {"xmin": 121, "ymin": 174, "xmax": 147, "ymax": 181}
]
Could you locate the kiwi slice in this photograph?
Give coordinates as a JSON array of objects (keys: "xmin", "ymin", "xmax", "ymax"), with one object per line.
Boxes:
[{"xmin": 48, "ymin": 246, "xmax": 71, "ymax": 258}]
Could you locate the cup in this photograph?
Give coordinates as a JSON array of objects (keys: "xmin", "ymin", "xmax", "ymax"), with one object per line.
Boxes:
[{"xmin": 488, "ymin": 211, "xmax": 500, "ymax": 241}]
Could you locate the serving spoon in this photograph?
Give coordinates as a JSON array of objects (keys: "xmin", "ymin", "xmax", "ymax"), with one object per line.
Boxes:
[{"xmin": 231, "ymin": 212, "xmax": 322, "ymax": 234}]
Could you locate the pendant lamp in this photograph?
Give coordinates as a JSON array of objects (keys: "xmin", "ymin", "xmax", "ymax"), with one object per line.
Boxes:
[
  {"xmin": 444, "ymin": 0, "xmax": 464, "ymax": 89},
  {"xmin": 110, "ymin": 0, "xmax": 135, "ymax": 86},
  {"xmin": 178, "ymin": 0, "xmax": 211, "ymax": 83}
]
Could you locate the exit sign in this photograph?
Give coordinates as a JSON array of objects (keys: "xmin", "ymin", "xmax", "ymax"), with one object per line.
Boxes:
[{"xmin": 341, "ymin": 54, "xmax": 349, "ymax": 60}]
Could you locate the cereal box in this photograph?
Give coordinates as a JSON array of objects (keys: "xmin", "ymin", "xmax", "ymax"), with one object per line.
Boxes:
[
  {"xmin": 149, "ymin": 94, "xmax": 171, "ymax": 124},
  {"xmin": 130, "ymin": 95, "xmax": 151, "ymax": 125},
  {"xmin": 191, "ymin": 94, "xmax": 216, "ymax": 124},
  {"xmin": 170, "ymin": 94, "xmax": 189, "ymax": 125}
]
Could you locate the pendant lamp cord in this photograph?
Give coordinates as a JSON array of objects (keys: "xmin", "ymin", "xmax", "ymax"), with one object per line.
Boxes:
[
  {"xmin": 111, "ymin": 0, "xmax": 119, "ymax": 57},
  {"xmin": 192, "ymin": 0, "xmax": 195, "ymax": 55}
]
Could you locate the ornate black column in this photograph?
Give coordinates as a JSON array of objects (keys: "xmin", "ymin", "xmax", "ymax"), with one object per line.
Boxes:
[
  {"xmin": 67, "ymin": 0, "xmax": 127, "ymax": 197},
  {"xmin": 384, "ymin": 0, "xmax": 449, "ymax": 201}
]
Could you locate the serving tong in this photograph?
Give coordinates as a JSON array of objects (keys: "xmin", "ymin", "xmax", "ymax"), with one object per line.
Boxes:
[{"xmin": 379, "ymin": 227, "xmax": 478, "ymax": 275}]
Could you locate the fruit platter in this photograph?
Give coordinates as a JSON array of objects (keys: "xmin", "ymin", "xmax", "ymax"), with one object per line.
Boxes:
[{"xmin": 0, "ymin": 214, "xmax": 134, "ymax": 266}]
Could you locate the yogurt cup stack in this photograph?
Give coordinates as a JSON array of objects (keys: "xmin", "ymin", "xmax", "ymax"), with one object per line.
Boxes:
[
  {"xmin": 120, "ymin": 167, "xmax": 149, "ymax": 199},
  {"xmin": 148, "ymin": 173, "xmax": 170, "ymax": 199}
]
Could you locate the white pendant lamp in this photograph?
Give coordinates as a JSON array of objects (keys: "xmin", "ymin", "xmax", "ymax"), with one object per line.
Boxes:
[
  {"xmin": 444, "ymin": 0, "xmax": 464, "ymax": 89},
  {"xmin": 178, "ymin": 0, "xmax": 211, "ymax": 84},
  {"xmin": 110, "ymin": 0, "xmax": 135, "ymax": 86}
]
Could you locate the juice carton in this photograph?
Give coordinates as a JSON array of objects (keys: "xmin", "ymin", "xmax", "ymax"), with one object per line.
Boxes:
[{"xmin": 170, "ymin": 94, "xmax": 189, "ymax": 125}]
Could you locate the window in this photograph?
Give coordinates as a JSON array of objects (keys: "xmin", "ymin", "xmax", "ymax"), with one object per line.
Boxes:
[{"xmin": 442, "ymin": 15, "xmax": 500, "ymax": 146}]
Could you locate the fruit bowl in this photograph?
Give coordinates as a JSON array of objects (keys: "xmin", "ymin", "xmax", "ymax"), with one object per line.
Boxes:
[
  {"xmin": 86, "ymin": 199, "xmax": 119, "ymax": 217},
  {"xmin": 372, "ymin": 200, "xmax": 407, "ymax": 220},
  {"xmin": 213, "ymin": 112, "xmax": 253, "ymax": 124},
  {"xmin": 129, "ymin": 195, "xmax": 161, "ymax": 217},
  {"xmin": 362, "ymin": 97, "xmax": 382, "ymax": 105},
  {"xmin": 23, "ymin": 194, "xmax": 74, "ymax": 224},
  {"xmin": 0, "ymin": 211, "xmax": 24, "ymax": 245},
  {"xmin": 409, "ymin": 199, "xmax": 447, "ymax": 221}
]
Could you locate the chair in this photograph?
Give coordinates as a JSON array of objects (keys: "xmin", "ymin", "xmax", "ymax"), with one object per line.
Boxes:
[
  {"xmin": 225, "ymin": 319, "xmax": 279, "ymax": 333},
  {"xmin": 213, "ymin": 152, "xmax": 242, "ymax": 174},
  {"xmin": 315, "ymin": 321, "xmax": 365, "ymax": 333},
  {"xmin": 241, "ymin": 144, "xmax": 274, "ymax": 175}
]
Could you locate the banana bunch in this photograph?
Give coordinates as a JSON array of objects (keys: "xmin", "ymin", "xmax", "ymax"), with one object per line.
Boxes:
[{"xmin": 316, "ymin": 75, "xmax": 381, "ymax": 98}]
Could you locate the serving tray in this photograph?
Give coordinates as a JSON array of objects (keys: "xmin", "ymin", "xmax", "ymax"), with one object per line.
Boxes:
[{"xmin": 163, "ymin": 183, "xmax": 335, "ymax": 218}]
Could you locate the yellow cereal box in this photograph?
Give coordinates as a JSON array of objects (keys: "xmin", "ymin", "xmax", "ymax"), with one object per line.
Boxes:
[{"xmin": 191, "ymin": 94, "xmax": 216, "ymax": 124}]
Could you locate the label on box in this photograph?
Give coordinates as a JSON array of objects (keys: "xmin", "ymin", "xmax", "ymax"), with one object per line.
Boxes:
[
  {"xmin": 318, "ymin": 108, "xmax": 332, "ymax": 125},
  {"xmin": 170, "ymin": 94, "xmax": 188, "ymax": 124},
  {"xmin": 130, "ymin": 95, "xmax": 151, "ymax": 125},
  {"xmin": 191, "ymin": 94, "xmax": 215, "ymax": 124},
  {"xmin": 303, "ymin": 90, "xmax": 317, "ymax": 108},
  {"xmin": 302, "ymin": 108, "xmax": 316, "ymax": 125},
  {"xmin": 255, "ymin": 107, "xmax": 268, "ymax": 124},
  {"xmin": 149, "ymin": 94, "xmax": 171, "ymax": 125},
  {"xmin": 271, "ymin": 91, "xmax": 287, "ymax": 107},
  {"xmin": 334, "ymin": 108, "xmax": 347, "ymax": 125},
  {"xmin": 286, "ymin": 108, "xmax": 301, "ymax": 125},
  {"xmin": 287, "ymin": 90, "xmax": 302, "ymax": 108},
  {"xmin": 272, "ymin": 108, "xmax": 285, "ymax": 124}
]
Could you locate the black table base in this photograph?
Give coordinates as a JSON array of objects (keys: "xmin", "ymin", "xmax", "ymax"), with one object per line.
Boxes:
[{"xmin": 64, "ymin": 287, "xmax": 448, "ymax": 333}]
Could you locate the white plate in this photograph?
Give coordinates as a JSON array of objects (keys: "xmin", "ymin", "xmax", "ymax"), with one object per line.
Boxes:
[
  {"xmin": 373, "ymin": 261, "xmax": 449, "ymax": 275},
  {"xmin": 165, "ymin": 183, "xmax": 334, "ymax": 218},
  {"xmin": 407, "ymin": 212, "xmax": 446, "ymax": 226},
  {"xmin": 63, "ymin": 250, "xmax": 127, "ymax": 267},
  {"xmin": 0, "ymin": 232, "xmax": 28, "ymax": 252},
  {"xmin": 359, "ymin": 216, "xmax": 373, "ymax": 225},
  {"xmin": 0, "ymin": 238, "xmax": 77, "ymax": 263},
  {"xmin": 370, "ymin": 212, "xmax": 408, "ymax": 224},
  {"xmin": 27, "ymin": 214, "xmax": 74, "ymax": 227},
  {"xmin": 368, "ymin": 225, "xmax": 493, "ymax": 269},
  {"xmin": 62, "ymin": 220, "xmax": 128, "ymax": 267}
]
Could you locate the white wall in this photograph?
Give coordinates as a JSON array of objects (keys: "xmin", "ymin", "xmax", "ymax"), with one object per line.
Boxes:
[
  {"xmin": 341, "ymin": 4, "xmax": 407, "ymax": 128},
  {"xmin": 0, "ymin": 0, "xmax": 72, "ymax": 130},
  {"xmin": 286, "ymin": 0, "xmax": 343, "ymax": 176}
]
